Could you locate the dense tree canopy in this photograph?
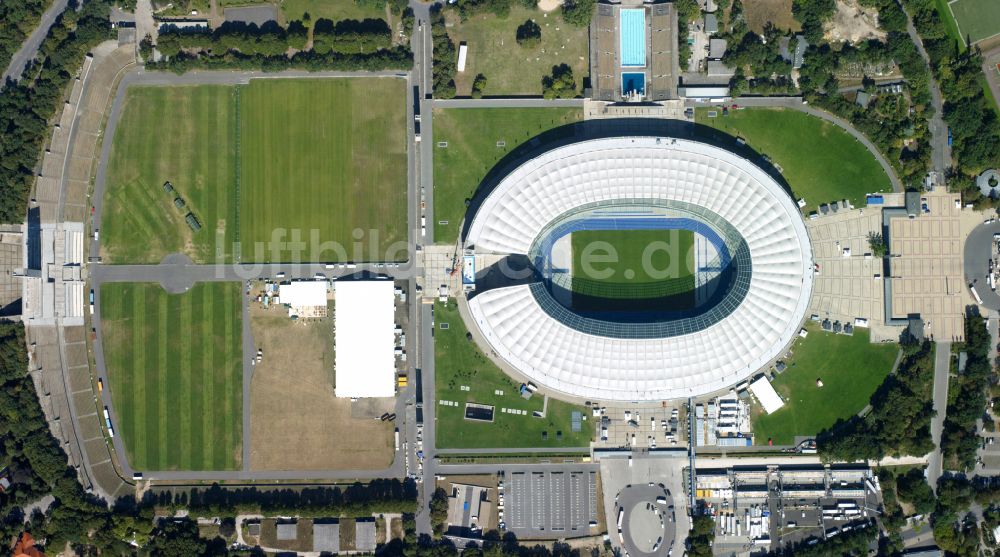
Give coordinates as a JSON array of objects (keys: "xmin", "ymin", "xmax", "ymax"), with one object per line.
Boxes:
[{"xmin": 0, "ymin": 0, "xmax": 51, "ymax": 78}]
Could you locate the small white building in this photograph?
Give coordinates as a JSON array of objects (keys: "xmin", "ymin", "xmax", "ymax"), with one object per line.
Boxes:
[
  {"xmin": 457, "ymin": 42, "xmax": 468, "ymax": 72},
  {"xmin": 278, "ymin": 280, "xmax": 327, "ymax": 318},
  {"xmin": 749, "ymin": 377, "xmax": 785, "ymax": 414}
]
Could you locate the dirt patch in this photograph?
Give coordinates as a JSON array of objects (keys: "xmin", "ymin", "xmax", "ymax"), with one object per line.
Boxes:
[
  {"xmin": 248, "ymin": 304, "xmax": 394, "ymax": 471},
  {"xmin": 537, "ymin": 0, "xmax": 562, "ymax": 12},
  {"xmin": 339, "ymin": 518, "xmax": 357, "ymax": 551},
  {"xmin": 390, "ymin": 517, "xmax": 403, "ymax": 540},
  {"xmin": 743, "ymin": 0, "xmax": 801, "ymax": 33},
  {"xmin": 259, "ymin": 518, "xmax": 314, "ymax": 553},
  {"xmin": 824, "ymin": 0, "xmax": 885, "ymax": 43}
]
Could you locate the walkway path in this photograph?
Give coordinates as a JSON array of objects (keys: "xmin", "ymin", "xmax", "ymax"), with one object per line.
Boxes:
[
  {"xmin": 898, "ymin": 0, "xmax": 951, "ymax": 178},
  {"xmin": 1, "ymin": 0, "xmax": 69, "ymax": 86},
  {"xmin": 927, "ymin": 341, "xmax": 951, "ymax": 491}
]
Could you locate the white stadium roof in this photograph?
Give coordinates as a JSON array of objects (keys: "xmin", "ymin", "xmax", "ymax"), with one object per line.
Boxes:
[
  {"xmin": 465, "ymin": 137, "xmax": 814, "ymax": 401},
  {"xmin": 334, "ymin": 280, "xmax": 396, "ymax": 398}
]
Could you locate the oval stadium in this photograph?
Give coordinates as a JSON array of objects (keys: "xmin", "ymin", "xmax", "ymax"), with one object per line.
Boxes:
[{"xmin": 462, "ymin": 136, "xmax": 815, "ymax": 401}]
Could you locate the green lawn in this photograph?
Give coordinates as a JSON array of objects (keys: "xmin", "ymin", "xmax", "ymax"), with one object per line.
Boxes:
[
  {"xmin": 103, "ymin": 78, "xmax": 407, "ymax": 264},
  {"xmin": 444, "ymin": 6, "xmax": 590, "ymax": 96},
  {"xmin": 934, "ymin": 0, "xmax": 966, "ymax": 47},
  {"xmin": 432, "ymin": 107, "xmax": 583, "ymax": 245},
  {"xmin": 752, "ymin": 325, "xmax": 899, "ymax": 445},
  {"xmin": 570, "ymin": 229, "xmax": 695, "ymax": 304},
  {"xmin": 100, "ymin": 282, "xmax": 243, "ymax": 471},
  {"xmin": 434, "ymin": 300, "xmax": 592, "ymax": 449},
  {"xmin": 102, "ymin": 86, "xmax": 238, "ymax": 264},
  {"xmin": 695, "ymin": 107, "xmax": 892, "ymax": 211},
  {"xmin": 280, "ymin": 0, "xmax": 385, "ymax": 24},
  {"xmin": 239, "ymin": 78, "xmax": 407, "ymax": 262},
  {"xmin": 948, "ymin": 0, "xmax": 1000, "ymax": 44}
]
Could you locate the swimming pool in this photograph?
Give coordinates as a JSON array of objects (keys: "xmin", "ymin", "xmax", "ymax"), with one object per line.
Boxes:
[
  {"xmin": 620, "ymin": 8, "xmax": 646, "ymax": 67},
  {"xmin": 622, "ymin": 72, "xmax": 645, "ymax": 96}
]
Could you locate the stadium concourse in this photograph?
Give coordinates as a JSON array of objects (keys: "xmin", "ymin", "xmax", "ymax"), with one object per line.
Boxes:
[{"xmin": 462, "ymin": 137, "xmax": 814, "ymax": 401}]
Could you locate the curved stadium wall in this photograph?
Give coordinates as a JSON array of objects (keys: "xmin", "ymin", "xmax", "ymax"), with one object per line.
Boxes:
[{"xmin": 464, "ymin": 137, "xmax": 815, "ymax": 401}]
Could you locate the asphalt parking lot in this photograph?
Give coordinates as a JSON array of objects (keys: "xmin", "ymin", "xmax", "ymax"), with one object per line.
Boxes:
[{"xmin": 506, "ymin": 469, "xmax": 597, "ymax": 538}]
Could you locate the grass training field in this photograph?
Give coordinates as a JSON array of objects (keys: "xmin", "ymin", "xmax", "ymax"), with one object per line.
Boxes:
[
  {"xmin": 751, "ymin": 325, "xmax": 899, "ymax": 445},
  {"xmin": 102, "ymin": 86, "xmax": 238, "ymax": 264},
  {"xmin": 432, "ymin": 107, "xmax": 583, "ymax": 245},
  {"xmin": 570, "ymin": 229, "xmax": 695, "ymax": 302},
  {"xmin": 947, "ymin": 0, "xmax": 1000, "ymax": 44},
  {"xmin": 103, "ymin": 78, "xmax": 407, "ymax": 264},
  {"xmin": 695, "ymin": 107, "xmax": 892, "ymax": 211},
  {"xmin": 239, "ymin": 79, "xmax": 407, "ymax": 263},
  {"xmin": 434, "ymin": 300, "xmax": 592, "ymax": 449},
  {"xmin": 444, "ymin": 6, "xmax": 590, "ymax": 96},
  {"xmin": 100, "ymin": 282, "xmax": 243, "ymax": 471}
]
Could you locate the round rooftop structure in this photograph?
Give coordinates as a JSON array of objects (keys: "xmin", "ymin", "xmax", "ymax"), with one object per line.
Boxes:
[{"xmin": 464, "ymin": 136, "xmax": 815, "ymax": 401}]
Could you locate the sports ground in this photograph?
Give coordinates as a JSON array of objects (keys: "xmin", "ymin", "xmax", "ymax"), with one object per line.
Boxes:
[
  {"xmin": 695, "ymin": 108, "xmax": 892, "ymax": 211},
  {"xmin": 570, "ymin": 229, "xmax": 695, "ymax": 301},
  {"xmin": 946, "ymin": 0, "xmax": 1000, "ymax": 44},
  {"xmin": 100, "ymin": 282, "xmax": 243, "ymax": 471},
  {"xmin": 751, "ymin": 325, "xmax": 899, "ymax": 445},
  {"xmin": 102, "ymin": 78, "xmax": 407, "ymax": 264},
  {"xmin": 434, "ymin": 300, "xmax": 592, "ymax": 449},
  {"xmin": 432, "ymin": 107, "xmax": 584, "ymax": 245}
]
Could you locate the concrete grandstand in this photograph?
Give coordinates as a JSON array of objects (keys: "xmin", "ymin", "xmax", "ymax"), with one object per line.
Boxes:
[{"xmin": 462, "ymin": 137, "xmax": 814, "ymax": 401}]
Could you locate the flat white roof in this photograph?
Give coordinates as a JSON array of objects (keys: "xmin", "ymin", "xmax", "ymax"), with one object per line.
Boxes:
[
  {"xmin": 749, "ymin": 377, "xmax": 785, "ymax": 414},
  {"xmin": 334, "ymin": 281, "xmax": 396, "ymax": 398},
  {"xmin": 279, "ymin": 280, "xmax": 327, "ymax": 308},
  {"xmin": 457, "ymin": 43, "xmax": 468, "ymax": 72}
]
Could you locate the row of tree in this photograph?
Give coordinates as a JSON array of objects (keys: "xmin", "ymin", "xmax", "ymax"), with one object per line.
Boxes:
[
  {"xmin": 312, "ymin": 18, "xmax": 392, "ymax": 55},
  {"xmin": 941, "ymin": 308, "xmax": 993, "ymax": 470},
  {"xmin": 148, "ymin": 44, "xmax": 412, "ymax": 75},
  {"xmin": 430, "ymin": 6, "xmax": 458, "ymax": 99},
  {"xmin": 818, "ymin": 339, "xmax": 935, "ymax": 461},
  {"xmin": 0, "ymin": 0, "xmax": 116, "ymax": 224},
  {"xmin": 0, "ymin": 0, "xmax": 50, "ymax": 79}
]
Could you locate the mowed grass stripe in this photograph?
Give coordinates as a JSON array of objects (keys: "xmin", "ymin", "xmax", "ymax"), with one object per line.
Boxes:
[
  {"xmin": 239, "ymin": 79, "xmax": 407, "ymax": 262},
  {"xmin": 103, "ymin": 86, "xmax": 237, "ymax": 264},
  {"xmin": 101, "ymin": 282, "xmax": 242, "ymax": 471}
]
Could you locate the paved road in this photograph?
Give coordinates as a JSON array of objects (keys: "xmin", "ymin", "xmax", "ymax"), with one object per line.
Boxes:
[
  {"xmin": 898, "ymin": 0, "xmax": 951, "ymax": 177},
  {"xmin": 616, "ymin": 484, "xmax": 675, "ymax": 557},
  {"xmin": 722, "ymin": 96, "xmax": 904, "ymax": 193},
  {"xmin": 927, "ymin": 341, "xmax": 951, "ymax": 491},
  {"xmin": 415, "ymin": 303, "xmax": 437, "ymax": 536},
  {"xmin": 1, "ymin": 0, "xmax": 69, "ymax": 86},
  {"xmin": 963, "ymin": 221, "xmax": 1000, "ymax": 310},
  {"xmin": 433, "ymin": 98, "xmax": 585, "ymax": 109}
]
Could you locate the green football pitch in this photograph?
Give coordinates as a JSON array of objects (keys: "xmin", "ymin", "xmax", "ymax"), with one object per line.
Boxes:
[
  {"xmin": 948, "ymin": 0, "xmax": 1000, "ymax": 43},
  {"xmin": 100, "ymin": 282, "xmax": 243, "ymax": 471},
  {"xmin": 570, "ymin": 229, "xmax": 695, "ymax": 306},
  {"xmin": 102, "ymin": 78, "xmax": 407, "ymax": 264}
]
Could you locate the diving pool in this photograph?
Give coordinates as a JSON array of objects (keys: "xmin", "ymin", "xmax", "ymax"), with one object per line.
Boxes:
[
  {"xmin": 622, "ymin": 72, "xmax": 646, "ymax": 96},
  {"xmin": 620, "ymin": 8, "xmax": 646, "ymax": 67}
]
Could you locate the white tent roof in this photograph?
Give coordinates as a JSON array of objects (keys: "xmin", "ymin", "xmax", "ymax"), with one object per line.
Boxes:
[
  {"xmin": 279, "ymin": 280, "xmax": 327, "ymax": 308},
  {"xmin": 334, "ymin": 281, "xmax": 396, "ymax": 398},
  {"xmin": 749, "ymin": 377, "xmax": 785, "ymax": 414},
  {"xmin": 465, "ymin": 137, "xmax": 814, "ymax": 401}
]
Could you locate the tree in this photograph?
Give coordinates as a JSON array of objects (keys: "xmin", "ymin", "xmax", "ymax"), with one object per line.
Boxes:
[
  {"xmin": 146, "ymin": 518, "xmax": 209, "ymax": 557},
  {"xmin": 687, "ymin": 514, "xmax": 715, "ymax": 557},
  {"xmin": 471, "ymin": 73, "xmax": 488, "ymax": 98},
  {"xmin": 867, "ymin": 231, "xmax": 887, "ymax": 257},
  {"xmin": 515, "ymin": 19, "xmax": 541, "ymax": 48},
  {"xmin": 542, "ymin": 63, "xmax": 576, "ymax": 99},
  {"xmin": 429, "ymin": 487, "xmax": 449, "ymax": 536},
  {"xmin": 895, "ymin": 469, "xmax": 936, "ymax": 515},
  {"xmin": 561, "ymin": 0, "xmax": 595, "ymax": 27}
]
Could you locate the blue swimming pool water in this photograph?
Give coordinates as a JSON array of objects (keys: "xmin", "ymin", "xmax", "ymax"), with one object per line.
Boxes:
[
  {"xmin": 620, "ymin": 8, "xmax": 646, "ymax": 67},
  {"xmin": 622, "ymin": 72, "xmax": 645, "ymax": 96}
]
